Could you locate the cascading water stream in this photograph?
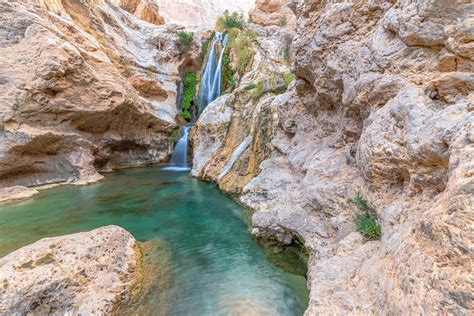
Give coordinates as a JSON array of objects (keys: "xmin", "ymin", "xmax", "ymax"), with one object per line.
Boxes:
[
  {"xmin": 163, "ymin": 125, "xmax": 191, "ymax": 171},
  {"xmin": 199, "ymin": 32, "xmax": 229, "ymax": 113},
  {"xmin": 166, "ymin": 33, "xmax": 229, "ymax": 172}
]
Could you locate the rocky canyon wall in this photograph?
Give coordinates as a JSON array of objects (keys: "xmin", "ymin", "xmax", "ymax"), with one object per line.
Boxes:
[
  {"xmin": 192, "ymin": 0, "xmax": 473, "ymax": 314},
  {"xmin": 0, "ymin": 0, "xmax": 193, "ymax": 199},
  {"xmin": 155, "ymin": 0, "xmax": 255, "ymax": 27}
]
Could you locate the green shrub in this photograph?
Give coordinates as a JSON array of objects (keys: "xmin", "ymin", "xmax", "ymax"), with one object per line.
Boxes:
[
  {"xmin": 201, "ymin": 35, "xmax": 211, "ymax": 56},
  {"xmin": 181, "ymin": 72, "xmax": 196, "ymax": 111},
  {"xmin": 177, "ymin": 31, "xmax": 194, "ymax": 54},
  {"xmin": 282, "ymin": 72, "xmax": 295, "ymax": 88},
  {"xmin": 216, "ymin": 11, "xmax": 245, "ymax": 31},
  {"xmin": 355, "ymin": 214, "xmax": 381, "ymax": 240},
  {"xmin": 278, "ymin": 16, "xmax": 287, "ymax": 26},
  {"xmin": 352, "ymin": 192, "xmax": 368, "ymax": 212},
  {"xmin": 169, "ymin": 130, "xmax": 178, "ymax": 139},
  {"xmin": 180, "ymin": 72, "xmax": 196, "ymax": 120},
  {"xmin": 235, "ymin": 35, "xmax": 255, "ymax": 75},
  {"xmin": 245, "ymin": 83, "xmax": 257, "ymax": 90},
  {"xmin": 222, "ymin": 53, "xmax": 235, "ymax": 91},
  {"xmin": 250, "ymin": 82, "xmax": 264, "ymax": 102},
  {"xmin": 227, "ymin": 27, "xmax": 240, "ymax": 46},
  {"xmin": 180, "ymin": 111, "xmax": 191, "ymax": 120}
]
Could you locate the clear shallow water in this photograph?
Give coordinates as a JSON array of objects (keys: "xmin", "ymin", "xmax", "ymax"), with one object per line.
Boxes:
[{"xmin": 0, "ymin": 167, "xmax": 308, "ymax": 315}]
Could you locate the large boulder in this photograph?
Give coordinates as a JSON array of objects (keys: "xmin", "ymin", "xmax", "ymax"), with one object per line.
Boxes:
[{"xmin": 0, "ymin": 226, "xmax": 142, "ymax": 314}]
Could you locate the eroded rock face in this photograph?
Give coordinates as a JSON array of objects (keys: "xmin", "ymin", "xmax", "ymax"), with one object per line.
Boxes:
[
  {"xmin": 192, "ymin": 0, "xmax": 473, "ymax": 314},
  {"xmin": 0, "ymin": 0, "xmax": 191, "ymax": 197},
  {"xmin": 250, "ymin": 0, "xmax": 296, "ymax": 30},
  {"xmin": 0, "ymin": 226, "xmax": 141, "ymax": 314},
  {"xmin": 111, "ymin": 0, "xmax": 165, "ymax": 25}
]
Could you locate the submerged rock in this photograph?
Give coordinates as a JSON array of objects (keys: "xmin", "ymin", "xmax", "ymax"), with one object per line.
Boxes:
[{"xmin": 0, "ymin": 226, "xmax": 142, "ymax": 314}]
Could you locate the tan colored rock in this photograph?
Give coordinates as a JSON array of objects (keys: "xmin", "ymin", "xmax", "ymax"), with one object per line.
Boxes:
[
  {"xmin": 250, "ymin": 0, "xmax": 296, "ymax": 30},
  {"xmin": 0, "ymin": 186, "xmax": 39, "ymax": 205},
  {"xmin": 192, "ymin": 0, "xmax": 473, "ymax": 314},
  {"xmin": 0, "ymin": 226, "xmax": 141, "ymax": 314},
  {"xmin": 111, "ymin": 0, "xmax": 165, "ymax": 25},
  {"xmin": 0, "ymin": 0, "xmax": 190, "ymax": 199}
]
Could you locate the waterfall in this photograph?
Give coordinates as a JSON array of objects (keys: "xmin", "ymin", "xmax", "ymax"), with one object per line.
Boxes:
[
  {"xmin": 163, "ymin": 125, "xmax": 191, "ymax": 171},
  {"xmin": 199, "ymin": 32, "xmax": 229, "ymax": 113}
]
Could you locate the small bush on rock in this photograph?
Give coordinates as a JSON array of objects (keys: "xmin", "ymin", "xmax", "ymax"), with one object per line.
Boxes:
[
  {"xmin": 355, "ymin": 214, "xmax": 381, "ymax": 240},
  {"xmin": 177, "ymin": 31, "xmax": 194, "ymax": 54},
  {"xmin": 217, "ymin": 11, "xmax": 245, "ymax": 31},
  {"xmin": 352, "ymin": 192, "xmax": 368, "ymax": 212},
  {"xmin": 352, "ymin": 193, "xmax": 381, "ymax": 240}
]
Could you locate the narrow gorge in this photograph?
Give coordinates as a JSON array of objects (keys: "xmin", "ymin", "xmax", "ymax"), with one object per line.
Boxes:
[{"xmin": 0, "ymin": 0, "xmax": 472, "ymax": 315}]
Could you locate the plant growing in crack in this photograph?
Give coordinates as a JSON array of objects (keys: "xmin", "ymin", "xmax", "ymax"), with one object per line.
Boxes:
[{"xmin": 352, "ymin": 192, "xmax": 381, "ymax": 240}]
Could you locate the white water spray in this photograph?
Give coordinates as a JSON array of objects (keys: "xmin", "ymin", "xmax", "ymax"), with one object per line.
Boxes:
[
  {"xmin": 163, "ymin": 125, "xmax": 191, "ymax": 171},
  {"xmin": 199, "ymin": 32, "xmax": 229, "ymax": 112}
]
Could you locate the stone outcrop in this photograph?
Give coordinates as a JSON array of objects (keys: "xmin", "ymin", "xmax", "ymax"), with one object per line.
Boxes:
[
  {"xmin": 0, "ymin": 226, "xmax": 142, "ymax": 314},
  {"xmin": 192, "ymin": 0, "xmax": 473, "ymax": 314},
  {"xmin": 250, "ymin": 0, "xmax": 296, "ymax": 30},
  {"xmin": 111, "ymin": 0, "xmax": 165, "ymax": 25},
  {"xmin": 0, "ymin": 0, "xmax": 193, "ymax": 200}
]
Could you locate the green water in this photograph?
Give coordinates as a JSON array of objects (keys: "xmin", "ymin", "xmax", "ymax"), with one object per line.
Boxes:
[{"xmin": 0, "ymin": 167, "xmax": 308, "ymax": 315}]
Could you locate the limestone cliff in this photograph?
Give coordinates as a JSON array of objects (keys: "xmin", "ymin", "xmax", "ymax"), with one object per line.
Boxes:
[
  {"xmin": 192, "ymin": 0, "xmax": 473, "ymax": 314},
  {"xmin": 0, "ymin": 0, "xmax": 192, "ymax": 199}
]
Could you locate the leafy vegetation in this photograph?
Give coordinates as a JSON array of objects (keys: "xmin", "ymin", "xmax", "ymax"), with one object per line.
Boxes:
[
  {"xmin": 234, "ymin": 33, "xmax": 255, "ymax": 75},
  {"xmin": 249, "ymin": 82, "xmax": 264, "ymax": 102},
  {"xmin": 222, "ymin": 53, "xmax": 236, "ymax": 91},
  {"xmin": 351, "ymin": 193, "xmax": 381, "ymax": 240},
  {"xmin": 177, "ymin": 31, "xmax": 194, "ymax": 54},
  {"xmin": 282, "ymin": 72, "xmax": 295, "ymax": 88},
  {"xmin": 201, "ymin": 34, "xmax": 213, "ymax": 56},
  {"xmin": 245, "ymin": 83, "xmax": 258, "ymax": 90},
  {"xmin": 169, "ymin": 130, "xmax": 178, "ymax": 140},
  {"xmin": 216, "ymin": 11, "xmax": 245, "ymax": 31},
  {"xmin": 180, "ymin": 72, "xmax": 196, "ymax": 121},
  {"xmin": 278, "ymin": 16, "xmax": 287, "ymax": 27},
  {"xmin": 355, "ymin": 214, "xmax": 381, "ymax": 240},
  {"xmin": 180, "ymin": 111, "xmax": 191, "ymax": 120},
  {"xmin": 352, "ymin": 192, "xmax": 368, "ymax": 212}
]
